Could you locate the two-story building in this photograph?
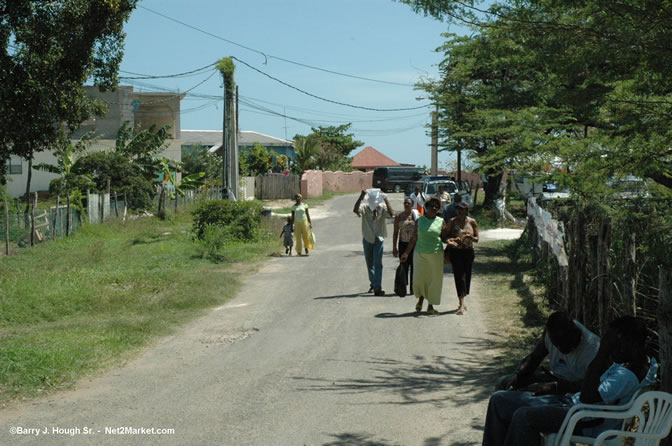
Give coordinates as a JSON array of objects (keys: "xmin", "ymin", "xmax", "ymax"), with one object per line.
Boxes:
[{"xmin": 5, "ymin": 85, "xmax": 184, "ymax": 197}]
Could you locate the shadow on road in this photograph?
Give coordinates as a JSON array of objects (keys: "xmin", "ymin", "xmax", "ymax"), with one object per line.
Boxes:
[
  {"xmin": 292, "ymin": 335, "xmax": 508, "ymax": 408},
  {"xmin": 375, "ymin": 309, "xmax": 459, "ymax": 318},
  {"xmin": 322, "ymin": 432, "xmax": 397, "ymax": 446},
  {"xmin": 322, "ymin": 431, "xmax": 479, "ymax": 446},
  {"xmin": 314, "ymin": 293, "xmax": 371, "ymax": 300}
]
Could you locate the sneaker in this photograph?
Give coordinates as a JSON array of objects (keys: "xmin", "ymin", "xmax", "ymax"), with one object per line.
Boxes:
[{"xmin": 374, "ymin": 289, "xmax": 386, "ymax": 296}]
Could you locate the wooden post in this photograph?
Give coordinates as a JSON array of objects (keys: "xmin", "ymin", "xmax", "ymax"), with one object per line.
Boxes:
[
  {"xmin": 55, "ymin": 196, "xmax": 60, "ymax": 239},
  {"xmin": 113, "ymin": 191, "xmax": 119, "ymax": 217},
  {"xmin": 657, "ymin": 267, "xmax": 672, "ymax": 398},
  {"xmin": 66, "ymin": 193, "xmax": 71, "ymax": 237},
  {"xmin": 573, "ymin": 210, "xmax": 586, "ymax": 324},
  {"xmin": 174, "ymin": 190, "xmax": 178, "ymax": 215},
  {"xmin": 596, "ymin": 218, "xmax": 611, "ymax": 335},
  {"xmin": 123, "ymin": 192, "xmax": 127, "ymax": 223},
  {"xmin": 30, "ymin": 192, "xmax": 36, "ymax": 246},
  {"xmin": 4, "ymin": 200, "xmax": 9, "ymax": 256},
  {"xmin": 623, "ymin": 233, "xmax": 637, "ymax": 315}
]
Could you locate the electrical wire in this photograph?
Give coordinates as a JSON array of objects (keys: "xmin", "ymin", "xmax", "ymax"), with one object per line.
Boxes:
[
  {"xmin": 119, "ymin": 62, "xmax": 217, "ymax": 80},
  {"xmin": 231, "ymin": 56, "xmax": 431, "ymax": 112},
  {"xmin": 137, "ymin": 5, "xmax": 418, "ymax": 87}
]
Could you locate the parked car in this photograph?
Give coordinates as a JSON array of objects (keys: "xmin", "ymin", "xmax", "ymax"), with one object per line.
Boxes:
[
  {"xmin": 420, "ymin": 176, "xmax": 474, "ymax": 208},
  {"xmin": 607, "ymin": 176, "xmax": 649, "ymax": 199},
  {"xmin": 372, "ymin": 166, "xmax": 425, "ymax": 193}
]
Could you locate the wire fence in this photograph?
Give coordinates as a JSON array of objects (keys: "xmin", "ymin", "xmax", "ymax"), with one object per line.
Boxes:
[{"xmin": 2, "ymin": 187, "xmax": 225, "ymax": 255}]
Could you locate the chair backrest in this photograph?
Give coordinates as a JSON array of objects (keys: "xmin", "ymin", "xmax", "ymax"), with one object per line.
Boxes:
[{"xmin": 631, "ymin": 391, "xmax": 672, "ymax": 445}]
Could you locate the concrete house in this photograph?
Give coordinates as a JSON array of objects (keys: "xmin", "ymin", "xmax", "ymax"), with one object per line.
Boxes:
[{"xmin": 5, "ymin": 85, "xmax": 184, "ymax": 197}]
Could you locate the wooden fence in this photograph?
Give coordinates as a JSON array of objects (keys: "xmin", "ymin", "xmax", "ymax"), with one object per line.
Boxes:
[
  {"xmin": 254, "ymin": 174, "xmax": 299, "ymax": 200},
  {"xmin": 527, "ymin": 199, "xmax": 671, "ymax": 394}
]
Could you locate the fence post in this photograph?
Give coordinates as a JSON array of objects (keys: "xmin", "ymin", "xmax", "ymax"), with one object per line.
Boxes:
[
  {"xmin": 30, "ymin": 192, "xmax": 36, "ymax": 247},
  {"xmin": 623, "ymin": 233, "xmax": 637, "ymax": 316},
  {"xmin": 114, "ymin": 191, "xmax": 119, "ymax": 218},
  {"xmin": 596, "ymin": 218, "xmax": 612, "ymax": 335},
  {"xmin": 55, "ymin": 196, "xmax": 60, "ymax": 238},
  {"xmin": 657, "ymin": 267, "xmax": 672, "ymax": 402},
  {"xmin": 66, "ymin": 193, "xmax": 71, "ymax": 236},
  {"xmin": 4, "ymin": 199, "xmax": 9, "ymax": 256},
  {"xmin": 123, "ymin": 192, "xmax": 127, "ymax": 223}
]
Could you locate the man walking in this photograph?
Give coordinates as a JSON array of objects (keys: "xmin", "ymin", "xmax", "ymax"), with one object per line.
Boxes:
[
  {"xmin": 442, "ymin": 192, "xmax": 463, "ymax": 221},
  {"xmin": 354, "ymin": 189, "xmax": 393, "ymax": 296}
]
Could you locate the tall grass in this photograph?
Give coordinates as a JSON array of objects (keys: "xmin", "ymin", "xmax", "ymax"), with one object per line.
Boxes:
[{"xmin": 0, "ymin": 209, "xmax": 283, "ymax": 401}]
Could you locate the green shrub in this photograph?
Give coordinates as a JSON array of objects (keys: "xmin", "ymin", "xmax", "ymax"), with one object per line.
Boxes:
[
  {"xmin": 193, "ymin": 223, "xmax": 227, "ymax": 258},
  {"xmin": 192, "ymin": 200, "xmax": 265, "ymax": 242}
]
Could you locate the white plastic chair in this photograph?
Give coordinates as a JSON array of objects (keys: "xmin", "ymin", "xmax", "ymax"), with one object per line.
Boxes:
[{"xmin": 545, "ymin": 390, "xmax": 672, "ymax": 446}]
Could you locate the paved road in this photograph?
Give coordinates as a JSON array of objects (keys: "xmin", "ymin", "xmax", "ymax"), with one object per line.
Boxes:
[{"xmin": 1, "ymin": 193, "xmax": 513, "ymax": 446}]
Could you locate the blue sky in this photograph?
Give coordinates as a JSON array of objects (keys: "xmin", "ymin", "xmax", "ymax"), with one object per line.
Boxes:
[{"xmin": 120, "ymin": 0, "xmax": 468, "ymax": 167}]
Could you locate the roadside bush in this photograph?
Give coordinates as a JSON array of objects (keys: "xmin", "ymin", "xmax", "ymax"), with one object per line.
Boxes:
[
  {"xmin": 192, "ymin": 200, "xmax": 265, "ymax": 242},
  {"xmin": 193, "ymin": 223, "xmax": 228, "ymax": 259}
]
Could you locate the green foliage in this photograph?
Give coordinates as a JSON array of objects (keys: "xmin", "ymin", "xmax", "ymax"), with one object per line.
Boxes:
[
  {"xmin": 293, "ymin": 133, "xmax": 322, "ymax": 173},
  {"xmin": 293, "ymin": 124, "xmax": 362, "ymax": 173},
  {"xmin": 71, "ymin": 151, "xmax": 155, "ymax": 210},
  {"xmin": 0, "ymin": 0, "xmax": 138, "ymax": 164},
  {"xmin": 241, "ymin": 143, "xmax": 273, "ymax": 176},
  {"xmin": 404, "ymin": 0, "xmax": 672, "ymax": 205},
  {"xmin": 115, "ymin": 121, "xmax": 171, "ymax": 163},
  {"xmin": 193, "ymin": 224, "xmax": 228, "ymax": 259},
  {"xmin": 192, "ymin": 200, "xmax": 265, "ymax": 242},
  {"xmin": 217, "ymin": 57, "xmax": 235, "ymax": 90},
  {"xmin": 182, "ymin": 146, "xmax": 222, "ymax": 184}
]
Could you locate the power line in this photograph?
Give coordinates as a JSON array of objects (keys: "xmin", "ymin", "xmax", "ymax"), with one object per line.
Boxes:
[
  {"xmin": 119, "ymin": 63, "xmax": 216, "ymax": 80},
  {"xmin": 231, "ymin": 56, "xmax": 431, "ymax": 112},
  {"xmin": 137, "ymin": 5, "xmax": 418, "ymax": 87}
]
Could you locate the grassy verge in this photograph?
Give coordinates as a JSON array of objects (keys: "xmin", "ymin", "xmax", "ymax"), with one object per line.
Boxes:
[
  {"xmin": 0, "ymin": 206, "xmax": 283, "ymax": 403},
  {"xmin": 475, "ymin": 230, "xmax": 552, "ymax": 373}
]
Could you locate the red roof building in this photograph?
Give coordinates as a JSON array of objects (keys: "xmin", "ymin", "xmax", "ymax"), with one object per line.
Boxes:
[{"xmin": 351, "ymin": 146, "xmax": 400, "ymax": 171}]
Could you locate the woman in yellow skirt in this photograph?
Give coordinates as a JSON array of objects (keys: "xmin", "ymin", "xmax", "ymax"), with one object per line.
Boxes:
[
  {"xmin": 400, "ymin": 197, "xmax": 448, "ymax": 315},
  {"xmin": 291, "ymin": 193, "xmax": 313, "ymax": 256}
]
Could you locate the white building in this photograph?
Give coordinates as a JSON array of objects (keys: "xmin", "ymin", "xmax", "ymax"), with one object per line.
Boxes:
[{"xmin": 5, "ymin": 86, "xmax": 184, "ymax": 197}]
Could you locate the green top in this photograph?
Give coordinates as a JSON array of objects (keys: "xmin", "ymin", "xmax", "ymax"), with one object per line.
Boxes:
[
  {"xmin": 415, "ymin": 216, "xmax": 444, "ymax": 253},
  {"xmin": 292, "ymin": 203, "xmax": 309, "ymax": 222}
]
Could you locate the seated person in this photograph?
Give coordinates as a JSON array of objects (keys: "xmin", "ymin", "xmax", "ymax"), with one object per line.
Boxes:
[
  {"xmin": 496, "ymin": 311, "xmax": 600, "ymax": 395},
  {"xmin": 482, "ymin": 315, "xmax": 658, "ymax": 446}
]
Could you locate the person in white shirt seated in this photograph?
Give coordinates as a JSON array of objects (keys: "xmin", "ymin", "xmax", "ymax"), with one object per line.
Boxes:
[{"xmin": 482, "ymin": 315, "xmax": 658, "ymax": 446}]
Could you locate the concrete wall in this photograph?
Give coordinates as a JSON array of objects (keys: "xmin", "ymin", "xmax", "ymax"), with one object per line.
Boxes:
[
  {"xmin": 323, "ymin": 170, "xmax": 373, "ymax": 193},
  {"xmin": 300, "ymin": 170, "xmax": 374, "ymax": 198},
  {"xmin": 300, "ymin": 170, "xmax": 323, "ymax": 198},
  {"xmin": 6, "ymin": 139, "xmax": 183, "ymax": 197}
]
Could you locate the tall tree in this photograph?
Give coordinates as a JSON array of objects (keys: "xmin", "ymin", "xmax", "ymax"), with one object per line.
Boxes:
[{"xmin": 0, "ymin": 0, "xmax": 138, "ymax": 195}]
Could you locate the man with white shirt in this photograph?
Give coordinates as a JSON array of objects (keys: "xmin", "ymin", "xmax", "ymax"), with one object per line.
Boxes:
[
  {"xmin": 409, "ymin": 184, "xmax": 426, "ymax": 216},
  {"xmin": 353, "ymin": 189, "xmax": 393, "ymax": 296}
]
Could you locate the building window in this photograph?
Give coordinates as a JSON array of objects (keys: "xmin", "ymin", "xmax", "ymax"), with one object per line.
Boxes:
[{"xmin": 7, "ymin": 157, "xmax": 22, "ymax": 175}]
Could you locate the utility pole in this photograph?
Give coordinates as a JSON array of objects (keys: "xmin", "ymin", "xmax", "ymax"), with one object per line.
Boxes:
[
  {"xmin": 457, "ymin": 148, "xmax": 462, "ymax": 184},
  {"xmin": 218, "ymin": 58, "xmax": 237, "ymax": 200},
  {"xmin": 431, "ymin": 103, "xmax": 438, "ymax": 175}
]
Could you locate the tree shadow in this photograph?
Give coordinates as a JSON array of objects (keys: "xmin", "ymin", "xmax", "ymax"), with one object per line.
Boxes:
[
  {"xmin": 375, "ymin": 309, "xmax": 459, "ymax": 318},
  {"xmin": 314, "ymin": 293, "xmax": 369, "ymax": 300},
  {"xmin": 322, "ymin": 432, "xmax": 398, "ymax": 446},
  {"xmin": 321, "ymin": 431, "xmax": 480, "ymax": 446},
  {"xmin": 292, "ymin": 335, "xmax": 513, "ymax": 408}
]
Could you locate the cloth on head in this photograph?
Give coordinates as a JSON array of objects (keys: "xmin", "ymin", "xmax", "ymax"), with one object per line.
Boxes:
[{"xmin": 365, "ymin": 188, "xmax": 387, "ymax": 211}]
